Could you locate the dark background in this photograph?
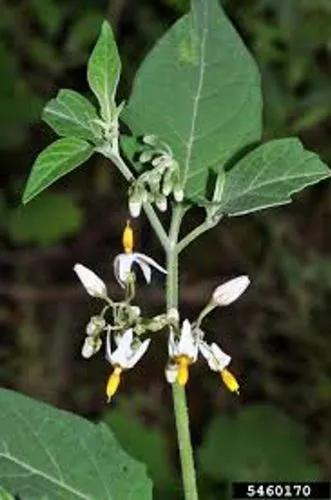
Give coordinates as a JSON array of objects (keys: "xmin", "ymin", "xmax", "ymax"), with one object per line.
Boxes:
[{"xmin": 0, "ymin": 0, "xmax": 330, "ymax": 498}]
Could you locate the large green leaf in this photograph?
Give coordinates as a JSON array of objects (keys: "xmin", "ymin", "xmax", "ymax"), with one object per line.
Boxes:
[
  {"xmin": 124, "ymin": 0, "xmax": 262, "ymax": 199},
  {"xmin": 87, "ymin": 21, "xmax": 121, "ymax": 123},
  {"xmin": 23, "ymin": 137, "xmax": 93, "ymax": 204},
  {"xmin": 199, "ymin": 405, "xmax": 321, "ymax": 481},
  {"xmin": 216, "ymin": 138, "xmax": 331, "ymax": 216},
  {"xmin": 0, "ymin": 389, "xmax": 152, "ymax": 499},
  {"xmin": 43, "ymin": 89, "xmax": 100, "ymax": 141}
]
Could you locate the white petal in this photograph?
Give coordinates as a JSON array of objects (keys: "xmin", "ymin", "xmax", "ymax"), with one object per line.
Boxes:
[
  {"xmin": 74, "ymin": 264, "xmax": 107, "ymax": 298},
  {"xmin": 168, "ymin": 329, "xmax": 176, "ymax": 358},
  {"xmin": 106, "ymin": 328, "xmax": 112, "ymax": 361},
  {"xmin": 212, "ymin": 275, "xmax": 250, "ymax": 306},
  {"xmin": 113, "ymin": 254, "xmax": 134, "ymax": 286},
  {"xmin": 165, "ymin": 362, "xmax": 178, "ymax": 384},
  {"xmin": 199, "ymin": 341, "xmax": 218, "ymax": 371},
  {"xmin": 109, "ymin": 329, "xmax": 134, "ymax": 366},
  {"xmin": 211, "ymin": 343, "xmax": 231, "ymax": 370},
  {"xmin": 135, "ymin": 257, "xmax": 152, "ymax": 283},
  {"xmin": 126, "ymin": 338, "xmax": 151, "ymax": 369},
  {"xmin": 178, "ymin": 319, "xmax": 197, "ymax": 359},
  {"xmin": 134, "ymin": 253, "xmax": 167, "ymax": 275}
]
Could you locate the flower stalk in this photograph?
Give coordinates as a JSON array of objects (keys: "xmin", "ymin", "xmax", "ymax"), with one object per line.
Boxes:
[{"xmin": 166, "ymin": 205, "xmax": 199, "ymax": 500}]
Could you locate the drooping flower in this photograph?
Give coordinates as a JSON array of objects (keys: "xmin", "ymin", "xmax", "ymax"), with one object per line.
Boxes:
[
  {"xmin": 199, "ymin": 340, "xmax": 239, "ymax": 394},
  {"xmin": 165, "ymin": 319, "xmax": 198, "ymax": 386},
  {"xmin": 105, "ymin": 328, "xmax": 150, "ymax": 402},
  {"xmin": 113, "ymin": 221, "xmax": 166, "ymax": 287},
  {"xmin": 212, "ymin": 275, "xmax": 250, "ymax": 306},
  {"xmin": 74, "ymin": 264, "xmax": 108, "ymax": 299}
]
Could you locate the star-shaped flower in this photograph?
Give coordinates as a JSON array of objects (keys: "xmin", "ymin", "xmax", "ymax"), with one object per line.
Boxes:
[
  {"xmin": 105, "ymin": 328, "xmax": 150, "ymax": 402},
  {"xmin": 166, "ymin": 319, "xmax": 198, "ymax": 386},
  {"xmin": 113, "ymin": 221, "xmax": 166, "ymax": 287}
]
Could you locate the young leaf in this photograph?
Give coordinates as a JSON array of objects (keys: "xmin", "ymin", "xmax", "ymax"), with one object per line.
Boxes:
[
  {"xmin": 23, "ymin": 137, "xmax": 93, "ymax": 204},
  {"xmin": 43, "ymin": 89, "xmax": 100, "ymax": 141},
  {"xmin": 216, "ymin": 138, "xmax": 331, "ymax": 216},
  {"xmin": 123, "ymin": 0, "xmax": 262, "ymax": 200},
  {"xmin": 0, "ymin": 389, "xmax": 152, "ymax": 499},
  {"xmin": 87, "ymin": 21, "xmax": 121, "ymax": 123}
]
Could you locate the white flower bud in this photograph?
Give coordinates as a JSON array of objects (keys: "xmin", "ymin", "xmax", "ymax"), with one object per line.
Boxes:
[
  {"xmin": 212, "ymin": 275, "xmax": 250, "ymax": 306},
  {"xmin": 86, "ymin": 316, "xmax": 106, "ymax": 336},
  {"xmin": 139, "ymin": 151, "xmax": 153, "ymax": 163},
  {"xmin": 174, "ymin": 184, "xmax": 184, "ymax": 202},
  {"xmin": 156, "ymin": 194, "xmax": 167, "ymax": 212},
  {"xmin": 81, "ymin": 336, "xmax": 102, "ymax": 358},
  {"xmin": 129, "ymin": 198, "xmax": 142, "ymax": 218},
  {"xmin": 130, "ymin": 306, "xmax": 141, "ymax": 318},
  {"xmin": 143, "ymin": 134, "xmax": 157, "ymax": 146},
  {"xmin": 74, "ymin": 264, "xmax": 108, "ymax": 298}
]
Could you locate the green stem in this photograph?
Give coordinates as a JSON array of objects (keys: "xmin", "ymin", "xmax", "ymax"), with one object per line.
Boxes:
[
  {"xmin": 178, "ymin": 216, "xmax": 222, "ymax": 254},
  {"xmin": 167, "ymin": 205, "xmax": 199, "ymax": 500}
]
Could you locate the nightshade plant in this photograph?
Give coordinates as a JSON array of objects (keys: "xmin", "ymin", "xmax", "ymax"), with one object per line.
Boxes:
[{"xmin": 1, "ymin": 0, "xmax": 329, "ymax": 498}]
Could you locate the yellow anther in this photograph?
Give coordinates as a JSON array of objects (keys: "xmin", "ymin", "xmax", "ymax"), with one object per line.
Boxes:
[
  {"xmin": 221, "ymin": 368, "xmax": 239, "ymax": 394},
  {"xmin": 177, "ymin": 356, "xmax": 190, "ymax": 386},
  {"xmin": 122, "ymin": 220, "xmax": 134, "ymax": 254},
  {"xmin": 106, "ymin": 366, "xmax": 122, "ymax": 402}
]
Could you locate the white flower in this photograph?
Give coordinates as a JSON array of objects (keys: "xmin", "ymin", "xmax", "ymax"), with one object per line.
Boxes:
[
  {"xmin": 114, "ymin": 252, "xmax": 166, "ymax": 287},
  {"xmin": 105, "ymin": 328, "xmax": 150, "ymax": 401},
  {"xmin": 199, "ymin": 341, "xmax": 231, "ymax": 371},
  {"xmin": 114, "ymin": 221, "xmax": 167, "ymax": 287},
  {"xmin": 166, "ymin": 319, "xmax": 198, "ymax": 386},
  {"xmin": 199, "ymin": 340, "xmax": 239, "ymax": 394},
  {"xmin": 81, "ymin": 336, "xmax": 102, "ymax": 359},
  {"xmin": 74, "ymin": 264, "xmax": 108, "ymax": 298},
  {"xmin": 212, "ymin": 275, "xmax": 250, "ymax": 306}
]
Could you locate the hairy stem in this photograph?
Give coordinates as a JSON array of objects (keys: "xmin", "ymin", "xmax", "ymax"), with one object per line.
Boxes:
[{"xmin": 167, "ymin": 205, "xmax": 199, "ymax": 500}]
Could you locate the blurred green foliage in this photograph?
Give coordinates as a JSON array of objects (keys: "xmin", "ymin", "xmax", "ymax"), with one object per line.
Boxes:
[{"xmin": 0, "ymin": 0, "xmax": 330, "ymax": 492}]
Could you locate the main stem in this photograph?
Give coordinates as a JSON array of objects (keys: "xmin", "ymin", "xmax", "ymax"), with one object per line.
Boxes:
[{"xmin": 167, "ymin": 206, "xmax": 199, "ymax": 500}]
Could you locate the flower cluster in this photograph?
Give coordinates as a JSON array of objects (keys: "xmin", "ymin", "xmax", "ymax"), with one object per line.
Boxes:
[
  {"xmin": 74, "ymin": 222, "xmax": 250, "ymax": 402},
  {"xmin": 128, "ymin": 135, "xmax": 183, "ymax": 217}
]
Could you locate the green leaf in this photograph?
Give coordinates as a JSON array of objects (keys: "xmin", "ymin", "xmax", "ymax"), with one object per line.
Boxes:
[
  {"xmin": 0, "ymin": 389, "xmax": 152, "ymax": 499},
  {"xmin": 8, "ymin": 193, "xmax": 84, "ymax": 247},
  {"xmin": 23, "ymin": 137, "xmax": 93, "ymax": 204},
  {"xmin": 43, "ymin": 89, "xmax": 100, "ymax": 141},
  {"xmin": 87, "ymin": 21, "xmax": 121, "ymax": 123},
  {"xmin": 0, "ymin": 486, "xmax": 15, "ymax": 499},
  {"xmin": 105, "ymin": 409, "xmax": 176, "ymax": 493},
  {"xmin": 199, "ymin": 405, "xmax": 321, "ymax": 481},
  {"xmin": 217, "ymin": 138, "xmax": 331, "ymax": 216},
  {"xmin": 124, "ymin": 0, "xmax": 262, "ymax": 199}
]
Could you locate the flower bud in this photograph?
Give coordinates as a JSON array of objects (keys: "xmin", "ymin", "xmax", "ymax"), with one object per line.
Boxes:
[
  {"xmin": 139, "ymin": 151, "xmax": 153, "ymax": 163},
  {"xmin": 212, "ymin": 275, "xmax": 250, "ymax": 306},
  {"xmin": 74, "ymin": 264, "xmax": 108, "ymax": 298},
  {"xmin": 143, "ymin": 134, "xmax": 157, "ymax": 146},
  {"xmin": 81, "ymin": 336, "xmax": 102, "ymax": 358},
  {"xmin": 162, "ymin": 168, "xmax": 174, "ymax": 196},
  {"xmin": 173, "ymin": 184, "xmax": 184, "ymax": 202},
  {"xmin": 129, "ymin": 198, "xmax": 142, "ymax": 218},
  {"xmin": 156, "ymin": 194, "xmax": 167, "ymax": 212},
  {"xmin": 130, "ymin": 306, "xmax": 141, "ymax": 318},
  {"xmin": 86, "ymin": 316, "xmax": 106, "ymax": 336}
]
